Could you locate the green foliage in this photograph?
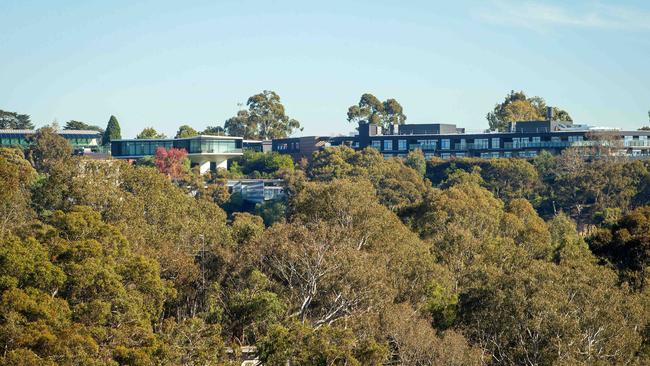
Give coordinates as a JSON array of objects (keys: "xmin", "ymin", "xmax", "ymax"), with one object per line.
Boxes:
[
  {"xmin": 2, "ymin": 127, "xmax": 650, "ymax": 365},
  {"xmin": 64, "ymin": 120, "xmax": 103, "ymax": 133},
  {"xmin": 201, "ymin": 125, "xmax": 225, "ymax": 136},
  {"xmin": 136, "ymin": 127, "xmax": 166, "ymax": 139},
  {"xmin": 486, "ymin": 90, "xmax": 571, "ymax": 131},
  {"xmin": 102, "ymin": 115, "xmax": 121, "ymax": 145},
  {"xmin": 175, "ymin": 124, "xmax": 198, "ymax": 138},
  {"xmin": 404, "ymin": 149, "xmax": 426, "ymax": 176},
  {"xmin": 589, "ymin": 206, "xmax": 650, "ymax": 290},
  {"xmin": 230, "ymin": 150, "xmax": 294, "ymax": 178},
  {"xmin": 224, "ymin": 90, "xmax": 301, "ymax": 139},
  {"xmin": 347, "ymin": 93, "xmax": 406, "ymax": 131},
  {"xmin": 0, "ymin": 109, "xmax": 33, "ymax": 129}
]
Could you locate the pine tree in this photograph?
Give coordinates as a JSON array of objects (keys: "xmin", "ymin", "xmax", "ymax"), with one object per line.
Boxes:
[{"xmin": 103, "ymin": 115, "xmax": 121, "ymax": 145}]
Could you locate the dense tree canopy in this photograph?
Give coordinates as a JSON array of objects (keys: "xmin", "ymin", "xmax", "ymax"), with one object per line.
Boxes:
[
  {"xmin": 175, "ymin": 124, "xmax": 199, "ymax": 138},
  {"xmin": 1, "ymin": 136, "xmax": 649, "ymax": 365},
  {"xmin": 136, "ymin": 127, "xmax": 166, "ymax": 139},
  {"xmin": 202, "ymin": 126, "xmax": 225, "ymax": 136},
  {"xmin": 0, "ymin": 109, "xmax": 33, "ymax": 129},
  {"xmin": 487, "ymin": 90, "xmax": 572, "ymax": 131},
  {"xmin": 64, "ymin": 120, "xmax": 104, "ymax": 132},
  {"xmin": 347, "ymin": 93, "xmax": 406, "ymax": 131},
  {"xmin": 224, "ymin": 91, "xmax": 301, "ymax": 140}
]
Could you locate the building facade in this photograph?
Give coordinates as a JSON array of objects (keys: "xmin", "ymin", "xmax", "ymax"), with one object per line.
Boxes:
[
  {"xmin": 0, "ymin": 129, "xmax": 102, "ymax": 154},
  {"xmin": 274, "ymin": 121, "xmax": 650, "ymax": 160},
  {"xmin": 111, "ymin": 135, "xmax": 244, "ymax": 173},
  {"xmin": 271, "ymin": 136, "xmax": 330, "ymax": 161}
]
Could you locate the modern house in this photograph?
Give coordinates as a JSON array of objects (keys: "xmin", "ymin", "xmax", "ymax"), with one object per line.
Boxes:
[
  {"xmin": 271, "ymin": 120, "xmax": 650, "ymax": 160},
  {"xmin": 271, "ymin": 136, "xmax": 330, "ymax": 161},
  {"xmin": 111, "ymin": 135, "xmax": 244, "ymax": 173},
  {"xmin": 0, "ymin": 129, "xmax": 102, "ymax": 154},
  {"xmin": 227, "ymin": 179, "xmax": 285, "ymax": 203}
]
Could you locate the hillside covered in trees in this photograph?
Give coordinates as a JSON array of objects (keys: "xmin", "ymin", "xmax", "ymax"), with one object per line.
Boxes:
[{"xmin": 1, "ymin": 128, "xmax": 649, "ymax": 365}]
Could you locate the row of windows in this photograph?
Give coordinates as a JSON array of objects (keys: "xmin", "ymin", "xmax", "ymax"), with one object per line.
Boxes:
[
  {"xmin": 113, "ymin": 141, "xmax": 174, "ymax": 156},
  {"xmin": 276, "ymin": 142, "xmax": 300, "ymax": 151},
  {"xmin": 368, "ymin": 135, "xmax": 596, "ymax": 151},
  {"xmin": 188, "ymin": 139, "xmax": 239, "ymax": 154},
  {"xmin": 1, "ymin": 137, "xmax": 96, "ymax": 147},
  {"xmin": 113, "ymin": 138, "xmax": 241, "ymax": 157},
  {"xmin": 381, "ymin": 150, "xmax": 542, "ymax": 160}
]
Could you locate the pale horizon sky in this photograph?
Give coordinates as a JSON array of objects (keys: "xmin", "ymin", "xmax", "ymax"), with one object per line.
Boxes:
[{"xmin": 1, "ymin": 0, "xmax": 649, "ymax": 138}]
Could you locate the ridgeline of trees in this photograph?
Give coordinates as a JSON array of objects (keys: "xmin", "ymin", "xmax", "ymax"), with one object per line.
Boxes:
[{"xmin": 1, "ymin": 126, "xmax": 650, "ymax": 365}]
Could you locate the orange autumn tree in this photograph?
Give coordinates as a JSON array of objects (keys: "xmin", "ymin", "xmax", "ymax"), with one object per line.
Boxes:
[{"xmin": 155, "ymin": 147, "xmax": 188, "ymax": 179}]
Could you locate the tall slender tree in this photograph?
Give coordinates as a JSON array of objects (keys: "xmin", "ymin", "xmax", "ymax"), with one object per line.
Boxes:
[{"xmin": 103, "ymin": 115, "xmax": 121, "ymax": 145}]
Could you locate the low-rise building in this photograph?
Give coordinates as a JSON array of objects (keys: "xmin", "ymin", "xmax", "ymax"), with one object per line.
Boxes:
[
  {"xmin": 111, "ymin": 135, "xmax": 244, "ymax": 173},
  {"xmin": 227, "ymin": 179, "xmax": 285, "ymax": 203},
  {"xmin": 273, "ymin": 120, "xmax": 650, "ymax": 160},
  {"xmin": 0, "ymin": 129, "xmax": 102, "ymax": 154}
]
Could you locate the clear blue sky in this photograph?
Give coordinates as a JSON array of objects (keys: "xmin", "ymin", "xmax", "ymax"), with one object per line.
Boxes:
[{"xmin": 1, "ymin": 0, "xmax": 649, "ymax": 137}]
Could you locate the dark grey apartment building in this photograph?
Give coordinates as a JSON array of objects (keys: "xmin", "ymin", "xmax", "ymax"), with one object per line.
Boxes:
[{"xmin": 271, "ymin": 120, "xmax": 650, "ymax": 160}]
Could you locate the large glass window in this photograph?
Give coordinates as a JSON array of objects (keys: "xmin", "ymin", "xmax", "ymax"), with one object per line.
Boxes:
[
  {"xmin": 474, "ymin": 138, "xmax": 489, "ymax": 149},
  {"xmin": 441, "ymin": 139, "xmax": 450, "ymax": 150},
  {"xmin": 383, "ymin": 140, "xmax": 393, "ymax": 151},
  {"xmin": 491, "ymin": 138, "xmax": 500, "ymax": 149},
  {"xmin": 371, "ymin": 140, "xmax": 381, "ymax": 150},
  {"xmin": 398, "ymin": 139, "xmax": 407, "ymax": 151},
  {"xmin": 417, "ymin": 139, "xmax": 437, "ymax": 150}
]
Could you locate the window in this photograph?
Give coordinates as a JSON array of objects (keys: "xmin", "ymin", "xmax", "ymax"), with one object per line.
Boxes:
[
  {"xmin": 441, "ymin": 153, "xmax": 451, "ymax": 159},
  {"xmin": 383, "ymin": 140, "xmax": 392, "ymax": 151},
  {"xmin": 474, "ymin": 138, "xmax": 489, "ymax": 149},
  {"xmin": 551, "ymin": 136, "xmax": 561, "ymax": 143},
  {"xmin": 424, "ymin": 153, "xmax": 436, "ymax": 160},
  {"xmin": 383, "ymin": 154, "xmax": 393, "ymax": 159},
  {"xmin": 456, "ymin": 152, "xmax": 466, "ymax": 158},
  {"xmin": 503, "ymin": 151, "xmax": 512, "ymax": 157},
  {"xmin": 532, "ymin": 136, "xmax": 541, "ymax": 143},
  {"xmin": 371, "ymin": 140, "xmax": 381, "ymax": 150},
  {"xmin": 441, "ymin": 139, "xmax": 450, "ymax": 150},
  {"xmin": 568, "ymin": 135, "xmax": 583, "ymax": 143},
  {"xmin": 417, "ymin": 139, "xmax": 437, "ymax": 150},
  {"xmin": 398, "ymin": 139, "xmax": 407, "ymax": 151},
  {"xmin": 480, "ymin": 152, "xmax": 491, "ymax": 158},
  {"xmin": 491, "ymin": 138, "xmax": 500, "ymax": 149}
]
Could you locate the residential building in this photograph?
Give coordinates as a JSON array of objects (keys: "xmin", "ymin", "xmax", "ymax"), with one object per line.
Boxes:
[
  {"xmin": 275, "ymin": 121, "xmax": 650, "ymax": 159},
  {"xmin": 111, "ymin": 135, "xmax": 244, "ymax": 173},
  {"xmin": 227, "ymin": 179, "xmax": 285, "ymax": 203},
  {"xmin": 0, "ymin": 129, "xmax": 102, "ymax": 154},
  {"xmin": 271, "ymin": 136, "xmax": 330, "ymax": 161}
]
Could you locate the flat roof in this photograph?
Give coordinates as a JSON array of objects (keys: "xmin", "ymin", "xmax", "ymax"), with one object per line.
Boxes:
[
  {"xmin": 113, "ymin": 134, "xmax": 243, "ymax": 142},
  {"xmin": 0, "ymin": 129, "xmax": 100, "ymax": 135}
]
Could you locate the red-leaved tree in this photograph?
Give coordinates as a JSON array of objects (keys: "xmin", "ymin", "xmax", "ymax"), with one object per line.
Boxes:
[{"xmin": 155, "ymin": 147, "xmax": 188, "ymax": 179}]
